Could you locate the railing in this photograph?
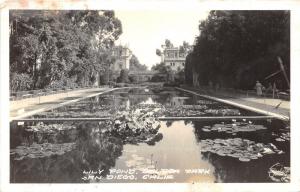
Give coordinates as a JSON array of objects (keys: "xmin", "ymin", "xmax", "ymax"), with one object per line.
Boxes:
[
  {"xmin": 180, "ymin": 85, "xmax": 290, "ymax": 101},
  {"xmin": 10, "ymin": 85, "xmax": 108, "ymax": 101}
]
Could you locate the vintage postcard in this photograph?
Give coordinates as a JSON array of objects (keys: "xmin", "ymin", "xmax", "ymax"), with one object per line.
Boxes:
[{"xmin": 1, "ymin": 0, "xmax": 300, "ymax": 192}]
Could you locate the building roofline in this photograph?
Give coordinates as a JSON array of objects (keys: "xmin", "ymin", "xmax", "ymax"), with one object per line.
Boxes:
[
  {"xmin": 164, "ymin": 59, "xmax": 186, "ymax": 61},
  {"xmin": 164, "ymin": 47, "xmax": 179, "ymax": 50}
]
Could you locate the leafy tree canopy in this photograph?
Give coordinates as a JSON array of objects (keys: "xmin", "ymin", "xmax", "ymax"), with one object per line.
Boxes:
[
  {"xmin": 129, "ymin": 54, "xmax": 148, "ymax": 71},
  {"xmin": 185, "ymin": 10, "xmax": 290, "ymax": 90},
  {"xmin": 10, "ymin": 10, "xmax": 122, "ymax": 91}
]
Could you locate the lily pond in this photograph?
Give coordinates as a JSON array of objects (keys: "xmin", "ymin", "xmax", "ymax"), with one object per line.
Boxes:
[{"xmin": 10, "ymin": 87, "xmax": 290, "ymax": 183}]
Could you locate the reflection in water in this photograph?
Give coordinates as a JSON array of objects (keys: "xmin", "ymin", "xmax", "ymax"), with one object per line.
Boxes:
[
  {"xmin": 192, "ymin": 119, "xmax": 290, "ymax": 183},
  {"xmin": 32, "ymin": 87, "xmax": 259, "ymax": 119},
  {"xmin": 10, "ymin": 122, "xmax": 124, "ymax": 183},
  {"xmin": 10, "ymin": 88, "xmax": 290, "ymax": 183},
  {"xmin": 112, "ymin": 121, "xmax": 216, "ymax": 183},
  {"xmin": 201, "ymin": 151, "xmax": 289, "ymax": 182}
]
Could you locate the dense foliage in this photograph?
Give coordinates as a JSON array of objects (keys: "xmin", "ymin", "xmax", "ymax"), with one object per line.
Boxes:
[
  {"xmin": 10, "ymin": 10, "xmax": 122, "ymax": 91},
  {"xmin": 185, "ymin": 11, "xmax": 290, "ymax": 90},
  {"xmin": 151, "ymin": 62, "xmax": 172, "ymax": 82},
  {"xmin": 117, "ymin": 69, "xmax": 129, "ymax": 83},
  {"xmin": 129, "ymin": 54, "xmax": 147, "ymax": 71}
]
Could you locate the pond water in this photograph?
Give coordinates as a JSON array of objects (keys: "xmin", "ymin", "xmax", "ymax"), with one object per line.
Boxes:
[{"xmin": 10, "ymin": 87, "xmax": 290, "ymax": 183}]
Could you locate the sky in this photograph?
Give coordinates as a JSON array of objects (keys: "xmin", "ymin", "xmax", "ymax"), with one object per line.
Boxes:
[{"xmin": 115, "ymin": 10, "xmax": 209, "ymax": 69}]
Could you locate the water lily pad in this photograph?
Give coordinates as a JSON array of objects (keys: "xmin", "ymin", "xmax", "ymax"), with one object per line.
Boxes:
[
  {"xmin": 275, "ymin": 132, "xmax": 290, "ymax": 142},
  {"xmin": 197, "ymin": 100, "xmax": 217, "ymax": 105},
  {"xmin": 164, "ymin": 107, "xmax": 206, "ymax": 117},
  {"xmin": 275, "ymin": 138, "xmax": 285, "ymax": 142},
  {"xmin": 249, "ymin": 155, "xmax": 259, "ymax": 160},
  {"xmin": 181, "ymin": 105, "xmax": 208, "ymax": 110},
  {"xmin": 204, "ymin": 109, "xmax": 241, "ymax": 116},
  {"xmin": 201, "ymin": 121, "xmax": 267, "ymax": 135},
  {"xmin": 214, "ymin": 139, "xmax": 223, "ymax": 143},
  {"xmin": 238, "ymin": 157, "xmax": 251, "ymax": 162},
  {"xmin": 27, "ymin": 123, "xmax": 77, "ymax": 133},
  {"xmin": 11, "ymin": 142, "xmax": 76, "ymax": 160},
  {"xmin": 218, "ymin": 152, "xmax": 226, "ymax": 156},
  {"xmin": 262, "ymin": 148, "xmax": 275, "ymax": 154},
  {"xmin": 199, "ymin": 138, "xmax": 282, "ymax": 162},
  {"xmin": 108, "ymin": 105, "xmax": 164, "ymax": 145}
]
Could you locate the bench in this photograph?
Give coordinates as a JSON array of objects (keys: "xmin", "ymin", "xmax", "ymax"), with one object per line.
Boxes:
[
  {"xmin": 10, "ymin": 96, "xmax": 16, "ymax": 101},
  {"xmin": 22, "ymin": 94, "xmax": 33, "ymax": 99}
]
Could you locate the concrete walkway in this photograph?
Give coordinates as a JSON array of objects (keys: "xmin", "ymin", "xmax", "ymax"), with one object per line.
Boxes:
[
  {"xmin": 178, "ymin": 87, "xmax": 290, "ymax": 121},
  {"xmin": 10, "ymin": 87, "xmax": 114, "ymax": 121},
  {"xmin": 231, "ymin": 97, "xmax": 289, "ymax": 114}
]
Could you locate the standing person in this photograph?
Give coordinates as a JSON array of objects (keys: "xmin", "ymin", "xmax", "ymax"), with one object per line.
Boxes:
[
  {"xmin": 209, "ymin": 80, "xmax": 213, "ymax": 91},
  {"xmin": 273, "ymin": 82, "xmax": 279, "ymax": 98},
  {"xmin": 254, "ymin": 81, "xmax": 263, "ymax": 96},
  {"xmin": 215, "ymin": 82, "xmax": 220, "ymax": 92},
  {"xmin": 265, "ymin": 82, "xmax": 273, "ymax": 95}
]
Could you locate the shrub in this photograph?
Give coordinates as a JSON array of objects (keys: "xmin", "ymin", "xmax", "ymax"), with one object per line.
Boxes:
[
  {"xmin": 129, "ymin": 75, "xmax": 138, "ymax": 83},
  {"xmin": 117, "ymin": 69, "xmax": 129, "ymax": 83},
  {"xmin": 10, "ymin": 72, "xmax": 33, "ymax": 91}
]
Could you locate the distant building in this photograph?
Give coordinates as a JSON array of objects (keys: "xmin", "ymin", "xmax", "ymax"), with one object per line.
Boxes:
[
  {"xmin": 161, "ymin": 46, "xmax": 191, "ymax": 71},
  {"xmin": 111, "ymin": 45, "xmax": 132, "ymax": 73}
]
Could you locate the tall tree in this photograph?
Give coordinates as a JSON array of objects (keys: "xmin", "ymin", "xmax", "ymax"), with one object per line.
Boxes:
[
  {"xmin": 165, "ymin": 39, "xmax": 173, "ymax": 48},
  {"xmin": 9, "ymin": 10, "xmax": 123, "ymax": 90},
  {"xmin": 186, "ymin": 10, "xmax": 290, "ymax": 90},
  {"xmin": 129, "ymin": 54, "xmax": 147, "ymax": 71}
]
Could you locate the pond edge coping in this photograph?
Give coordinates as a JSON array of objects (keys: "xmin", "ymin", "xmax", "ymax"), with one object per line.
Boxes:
[
  {"xmin": 176, "ymin": 87, "xmax": 289, "ymax": 121},
  {"xmin": 9, "ymin": 87, "xmax": 134, "ymax": 122}
]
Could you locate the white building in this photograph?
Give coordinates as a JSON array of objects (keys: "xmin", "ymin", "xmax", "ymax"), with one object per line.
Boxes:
[
  {"xmin": 162, "ymin": 46, "xmax": 190, "ymax": 71},
  {"xmin": 111, "ymin": 45, "xmax": 132, "ymax": 72}
]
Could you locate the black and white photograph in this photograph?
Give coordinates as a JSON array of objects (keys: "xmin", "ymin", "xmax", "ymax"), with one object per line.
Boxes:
[{"xmin": 0, "ymin": 1, "xmax": 299, "ymax": 192}]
